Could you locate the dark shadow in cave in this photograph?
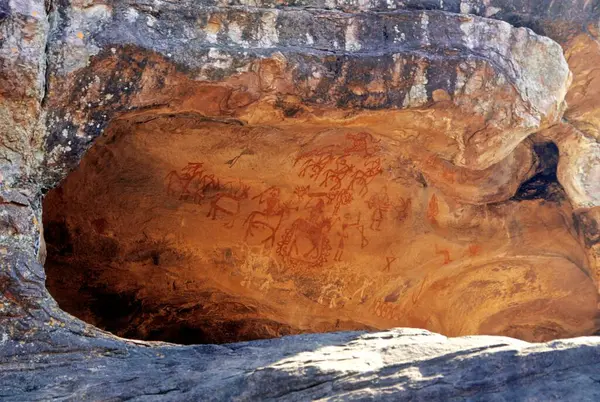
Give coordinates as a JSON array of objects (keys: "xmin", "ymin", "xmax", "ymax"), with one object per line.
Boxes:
[
  {"xmin": 511, "ymin": 142, "xmax": 566, "ymax": 203},
  {"xmin": 43, "ymin": 217, "xmax": 305, "ymax": 345}
]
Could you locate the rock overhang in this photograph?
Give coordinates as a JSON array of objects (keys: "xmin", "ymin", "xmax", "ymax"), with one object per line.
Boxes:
[
  {"xmin": 43, "ymin": 6, "xmax": 570, "ymax": 184},
  {"xmin": 2, "ymin": 0, "xmax": 600, "ymax": 399},
  {"xmin": 36, "ymin": 2, "xmax": 595, "ymax": 346}
]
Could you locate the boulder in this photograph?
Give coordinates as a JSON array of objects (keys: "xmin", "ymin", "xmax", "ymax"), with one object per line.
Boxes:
[{"xmin": 3, "ymin": 328, "xmax": 600, "ymax": 400}]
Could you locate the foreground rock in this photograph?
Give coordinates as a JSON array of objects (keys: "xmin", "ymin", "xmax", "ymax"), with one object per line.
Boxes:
[{"xmin": 2, "ymin": 328, "xmax": 600, "ymax": 400}]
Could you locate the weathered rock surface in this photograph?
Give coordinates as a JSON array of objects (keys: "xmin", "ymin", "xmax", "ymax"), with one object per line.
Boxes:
[
  {"xmin": 43, "ymin": 2, "xmax": 571, "ymax": 175},
  {"xmin": 0, "ymin": 0, "xmax": 47, "ymax": 188},
  {"xmin": 38, "ymin": 0, "xmax": 595, "ymax": 345},
  {"xmin": 43, "ymin": 115, "xmax": 596, "ymax": 344},
  {"xmin": 1, "ymin": 0, "xmax": 600, "ymax": 399},
  {"xmin": 4, "ymin": 328, "xmax": 600, "ymax": 401}
]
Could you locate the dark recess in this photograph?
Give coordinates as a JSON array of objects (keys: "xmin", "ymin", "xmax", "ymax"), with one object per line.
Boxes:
[{"xmin": 512, "ymin": 142, "xmax": 565, "ymax": 203}]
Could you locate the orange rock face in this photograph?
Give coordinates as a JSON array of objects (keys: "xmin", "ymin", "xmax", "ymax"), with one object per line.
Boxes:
[
  {"xmin": 35, "ymin": 4, "xmax": 600, "ymax": 346},
  {"xmin": 43, "ymin": 112, "xmax": 598, "ymax": 344}
]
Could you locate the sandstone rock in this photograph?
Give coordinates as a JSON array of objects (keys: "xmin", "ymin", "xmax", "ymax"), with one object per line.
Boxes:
[
  {"xmin": 0, "ymin": 0, "xmax": 47, "ymax": 187},
  {"xmin": 563, "ymin": 31, "xmax": 600, "ymax": 141},
  {"xmin": 42, "ymin": 114, "xmax": 595, "ymax": 344},
  {"xmin": 533, "ymin": 123, "xmax": 600, "ymax": 290},
  {"xmin": 556, "ymin": 128, "xmax": 600, "ymax": 210},
  {"xmin": 37, "ymin": 0, "xmax": 588, "ymax": 345},
  {"xmin": 1, "ymin": 0, "xmax": 600, "ymax": 400},
  {"xmin": 42, "ymin": 4, "xmax": 570, "ymax": 179}
]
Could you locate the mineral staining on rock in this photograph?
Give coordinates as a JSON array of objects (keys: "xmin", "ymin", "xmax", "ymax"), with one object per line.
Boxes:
[
  {"xmin": 2, "ymin": 0, "xmax": 600, "ymax": 399},
  {"xmin": 43, "ymin": 7, "xmax": 571, "ymax": 177},
  {"xmin": 35, "ymin": 0, "xmax": 599, "ymax": 345},
  {"xmin": 43, "ymin": 114, "xmax": 596, "ymax": 343}
]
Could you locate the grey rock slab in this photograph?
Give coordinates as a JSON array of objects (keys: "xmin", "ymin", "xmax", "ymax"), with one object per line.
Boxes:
[{"xmin": 2, "ymin": 328, "xmax": 600, "ymax": 400}]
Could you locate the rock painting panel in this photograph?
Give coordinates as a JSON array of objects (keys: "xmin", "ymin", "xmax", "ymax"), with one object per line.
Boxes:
[{"xmin": 43, "ymin": 118, "xmax": 599, "ymax": 343}]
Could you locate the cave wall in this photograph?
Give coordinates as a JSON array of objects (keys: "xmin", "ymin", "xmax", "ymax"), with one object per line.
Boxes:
[
  {"xmin": 43, "ymin": 112, "xmax": 597, "ymax": 344},
  {"xmin": 2, "ymin": 0, "xmax": 600, "ymax": 399}
]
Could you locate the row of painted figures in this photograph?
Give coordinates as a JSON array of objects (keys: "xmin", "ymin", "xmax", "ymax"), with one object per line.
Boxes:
[{"xmin": 165, "ymin": 163, "xmax": 410, "ymax": 268}]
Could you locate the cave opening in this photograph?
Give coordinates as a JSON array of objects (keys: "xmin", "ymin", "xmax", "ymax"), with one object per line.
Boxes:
[
  {"xmin": 512, "ymin": 142, "xmax": 564, "ymax": 203},
  {"xmin": 42, "ymin": 111, "xmax": 600, "ymax": 345}
]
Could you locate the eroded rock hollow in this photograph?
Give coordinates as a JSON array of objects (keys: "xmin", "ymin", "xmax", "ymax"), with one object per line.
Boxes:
[
  {"xmin": 44, "ymin": 109, "xmax": 599, "ymax": 344},
  {"xmin": 4, "ymin": 0, "xmax": 600, "ymax": 399},
  {"xmin": 40, "ymin": 5, "xmax": 598, "ymax": 343}
]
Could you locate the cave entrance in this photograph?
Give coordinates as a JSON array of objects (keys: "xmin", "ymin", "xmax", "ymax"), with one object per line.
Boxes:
[{"xmin": 43, "ymin": 112, "xmax": 599, "ymax": 345}]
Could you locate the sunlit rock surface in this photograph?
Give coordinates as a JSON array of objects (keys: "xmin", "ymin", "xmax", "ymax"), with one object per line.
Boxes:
[
  {"xmin": 4, "ymin": 328, "xmax": 600, "ymax": 401},
  {"xmin": 1, "ymin": 0, "xmax": 600, "ymax": 399}
]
